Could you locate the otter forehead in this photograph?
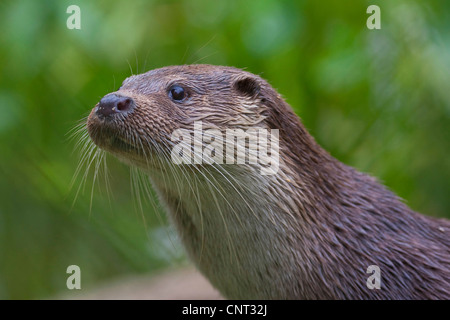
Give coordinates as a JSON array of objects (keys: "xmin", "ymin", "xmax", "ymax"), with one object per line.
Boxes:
[{"xmin": 120, "ymin": 64, "xmax": 260, "ymax": 95}]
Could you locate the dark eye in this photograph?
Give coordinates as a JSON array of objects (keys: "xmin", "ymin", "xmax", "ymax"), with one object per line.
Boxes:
[{"xmin": 169, "ymin": 85, "xmax": 186, "ymax": 101}]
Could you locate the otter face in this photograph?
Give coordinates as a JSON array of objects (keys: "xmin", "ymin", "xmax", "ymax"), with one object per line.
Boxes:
[{"xmin": 87, "ymin": 65, "xmax": 268, "ymax": 171}]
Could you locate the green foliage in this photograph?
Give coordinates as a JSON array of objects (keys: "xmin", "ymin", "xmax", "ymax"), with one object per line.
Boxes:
[{"xmin": 0, "ymin": 0, "xmax": 449, "ymax": 299}]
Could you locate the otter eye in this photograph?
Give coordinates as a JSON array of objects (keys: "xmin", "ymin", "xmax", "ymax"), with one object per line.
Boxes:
[{"xmin": 169, "ymin": 85, "xmax": 186, "ymax": 101}]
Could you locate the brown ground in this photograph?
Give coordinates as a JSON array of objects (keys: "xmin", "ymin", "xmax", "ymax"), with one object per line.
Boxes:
[{"xmin": 59, "ymin": 266, "xmax": 222, "ymax": 300}]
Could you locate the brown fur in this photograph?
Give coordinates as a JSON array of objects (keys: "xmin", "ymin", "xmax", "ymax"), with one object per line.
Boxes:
[{"xmin": 86, "ymin": 65, "xmax": 450, "ymax": 299}]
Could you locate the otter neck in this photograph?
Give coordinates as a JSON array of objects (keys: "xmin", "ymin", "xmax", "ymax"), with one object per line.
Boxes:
[{"xmin": 146, "ymin": 129, "xmax": 344, "ymax": 299}]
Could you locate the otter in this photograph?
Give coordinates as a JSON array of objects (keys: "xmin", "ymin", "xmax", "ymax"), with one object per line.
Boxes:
[{"xmin": 85, "ymin": 65, "xmax": 449, "ymax": 299}]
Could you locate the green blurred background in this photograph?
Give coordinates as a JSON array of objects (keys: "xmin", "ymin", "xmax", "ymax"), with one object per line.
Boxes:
[{"xmin": 0, "ymin": 0, "xmax": 449, "ymax": 299}]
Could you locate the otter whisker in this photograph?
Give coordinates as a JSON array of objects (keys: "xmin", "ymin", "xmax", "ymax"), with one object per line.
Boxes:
[
  {"xmin": 89, "ymin": 148, "xmax": 105, "ymax": 214},
  {"xmin": 71, "ymin": 139, "xmax": 98, "ymax": 209},
  {"xmin": 159, "ymin": 138, "xmax": 207, "ymax": 262},
  {"xmin": 166, "ymin": 137, "xmax": 249, "ymax": 230},
  {"xmin": 70, "ymin": 131, "xmax": 92, "ymax": 190},
  {"xmin": 130, "ymin": 166, "xmax": 148, "ymax": 231},
  {"xmin": 166, "ymin": 138, "xmax": 243, "ymax": 267},
  {"xmin": 102, "ymin": 151, "xmax": 113, "ymax": 207},
  {"xmin": 139, "ymin": 135, "xmax": 187, "ymax": 252}
]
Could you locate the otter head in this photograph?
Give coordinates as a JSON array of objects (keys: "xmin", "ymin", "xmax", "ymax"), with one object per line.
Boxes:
[{"xmin": 86, "ymin": 65, "xmax": 279, "ymax": 174}]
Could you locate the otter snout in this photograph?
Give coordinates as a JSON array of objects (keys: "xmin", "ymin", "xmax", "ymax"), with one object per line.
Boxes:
[{"xmin": 96, "ymin": 94, "xmax": 135, "ymax": 117}]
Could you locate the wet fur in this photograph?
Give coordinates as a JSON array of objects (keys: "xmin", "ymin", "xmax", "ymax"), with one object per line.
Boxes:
[{"xmin": 87, "ymin": 65, "xmax": 450, "ymax": 299}]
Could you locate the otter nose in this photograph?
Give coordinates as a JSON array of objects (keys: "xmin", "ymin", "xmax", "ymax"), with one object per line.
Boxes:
[{"xmin": 96, "ymin": 94, "xmax": 135, "ymax": 117}]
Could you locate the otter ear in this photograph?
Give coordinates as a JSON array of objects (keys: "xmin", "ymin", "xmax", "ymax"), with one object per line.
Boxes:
[{"xmin": 233, "ymin": 76, "xmax": 261, "ymax": 98}]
